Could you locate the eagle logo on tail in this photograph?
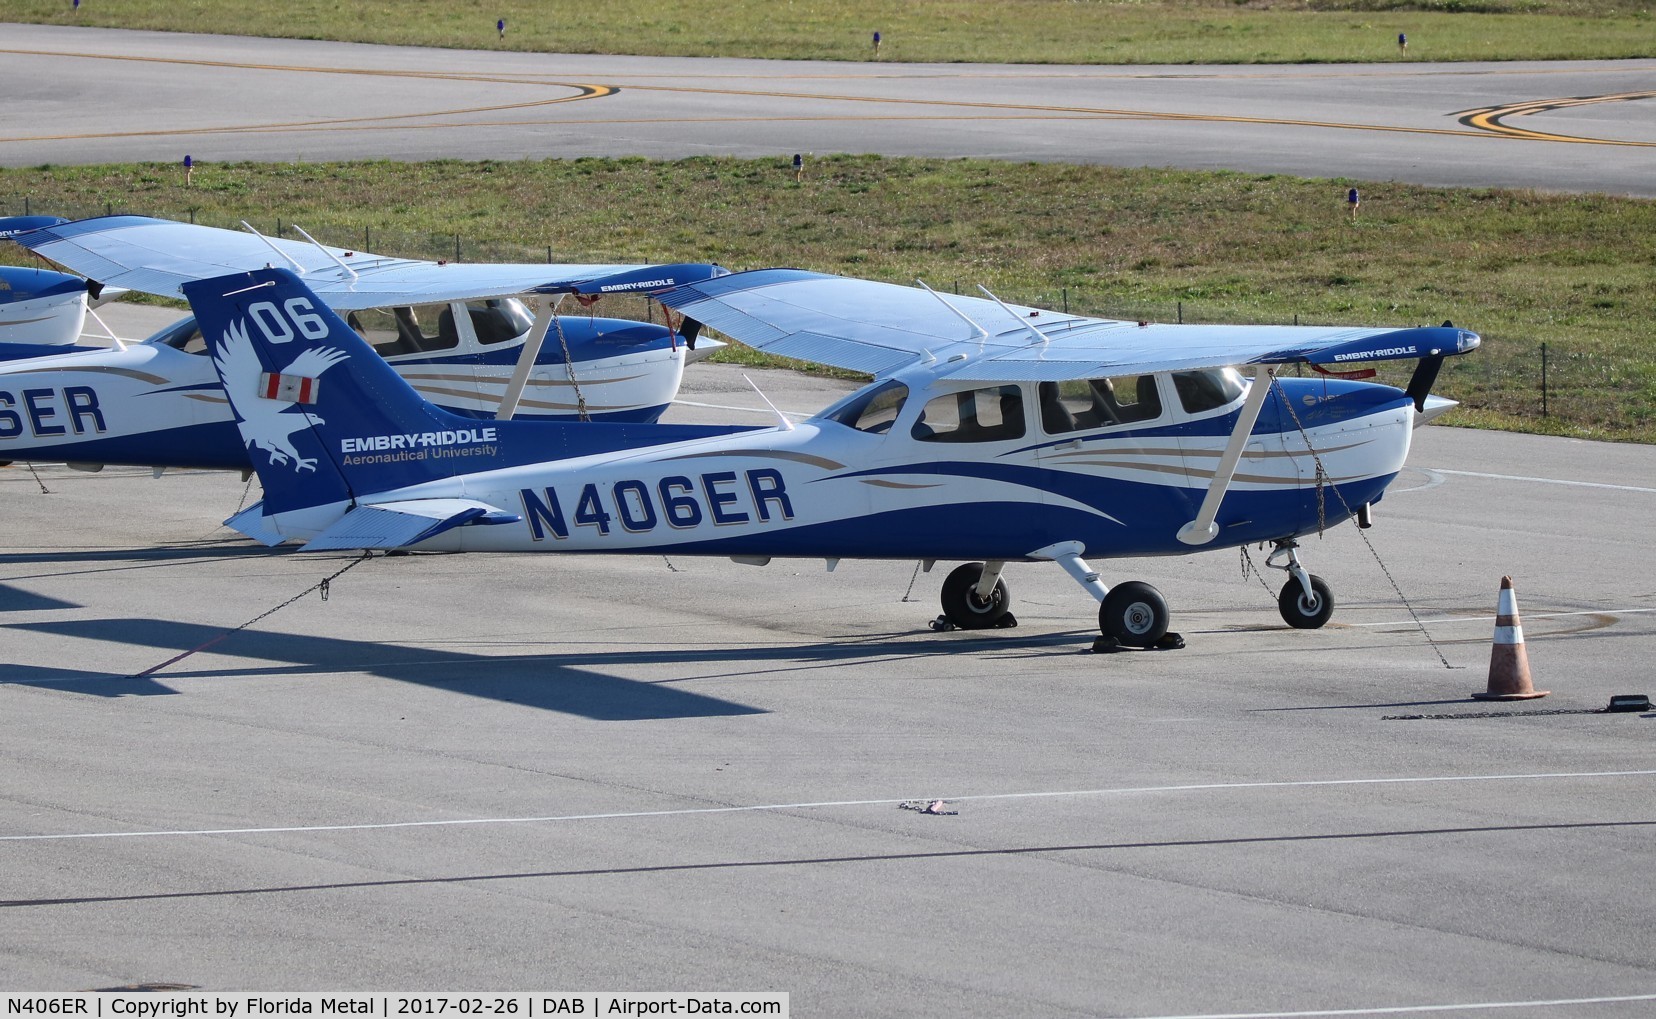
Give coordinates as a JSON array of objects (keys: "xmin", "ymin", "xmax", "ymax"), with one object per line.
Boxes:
[{"xmin": 214, "ymin": 320, "xmax": 349, "ymax": 473}]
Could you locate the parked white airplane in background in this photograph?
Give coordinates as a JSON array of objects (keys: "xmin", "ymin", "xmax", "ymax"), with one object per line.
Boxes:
[
  {"xmin": 182, "ymin": 266, "xmax": 1479, "ymax": 646},
  {"xmin": 0, "ymin": 264, "xmax": 92, "ymax": 347},
  {"xmin": 1, "ymin": 216, "xmax": 113, "ymax": 346},
  {"xmin": 0, "ymin": 216, "xmax": 724, "ymax": 471}
]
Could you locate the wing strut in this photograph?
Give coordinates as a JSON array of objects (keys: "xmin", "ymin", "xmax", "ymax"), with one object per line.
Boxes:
[
  {"xmin": 1176, "ymin": 364, "xmax": 1275, "ymax": 546},
  {"xmin": 83, "ymin": 305, "xmax": 127, "ymax": 351},
  {"xmin": 496, "ymin": 294, "xmax": 560, "ymax": 421}
]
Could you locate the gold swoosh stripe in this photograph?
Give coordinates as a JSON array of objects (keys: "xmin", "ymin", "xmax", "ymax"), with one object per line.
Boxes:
[{"xmin": 662, "ymin": 448, "xmax": 848, "ymax": 470}]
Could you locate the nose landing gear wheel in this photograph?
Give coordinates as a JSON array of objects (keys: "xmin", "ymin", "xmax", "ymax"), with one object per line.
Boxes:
[
  {"xmin": 1278, "ymin": 574, "xmax": 1334, "ymax": 629},
  {"xmin": 940, "ymin": 562, "xmax": 1012, "ymax": 629},
  {"xmin": 1099, "ymin": 581, "xmax": 1169, "ymax": 648}
]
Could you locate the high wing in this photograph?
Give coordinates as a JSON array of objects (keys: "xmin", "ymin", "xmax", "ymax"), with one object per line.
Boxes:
[
  {"xmin": 659, "ymin": 268, "xmax": 1480, "ymax": 382},
  {"xmin": 18, "ymin": 216, "xmax": 721, "ymax": 309}
]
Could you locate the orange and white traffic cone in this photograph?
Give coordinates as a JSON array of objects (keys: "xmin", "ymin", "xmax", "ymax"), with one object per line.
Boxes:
[{"xmin": 1474, "ymin": 576, "xmax": 1548, "ymax": 700}]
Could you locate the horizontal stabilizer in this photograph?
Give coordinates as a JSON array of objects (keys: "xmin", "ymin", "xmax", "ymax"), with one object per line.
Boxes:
[
  {"xmin": 225, "ymin": 502, "xmax": 286, "ymax": 547},
  {"xmin": 300, "ymin": 498, "xmax": 520, "ymax": 552}
]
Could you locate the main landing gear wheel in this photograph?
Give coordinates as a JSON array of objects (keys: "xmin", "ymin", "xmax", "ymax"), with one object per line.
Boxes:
[
  {"xmin": 1099, "ymin": 581, "xmax": 1169, "ymax": 648},
  {"xmin": 1278, "ymin": 574, "xmax": 1334, "ymax": 629},
  {"xmin": 939, "ymin": 562, "xmax": 1012, "ymax": 629}
]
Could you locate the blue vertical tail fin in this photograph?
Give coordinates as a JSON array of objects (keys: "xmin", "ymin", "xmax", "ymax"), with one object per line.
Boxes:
[
  {"xmin": 183, "ymin": 267, "xmax": 760, "ymax": 533},
  {"xmin": 181, "ymin": 268, "xmax": 503, "ymax": 515}
]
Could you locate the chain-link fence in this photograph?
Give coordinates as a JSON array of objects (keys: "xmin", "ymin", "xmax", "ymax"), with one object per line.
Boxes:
[{"xmin": 877, "ymin": 288, "xmax": 1653, "ymax": 443}]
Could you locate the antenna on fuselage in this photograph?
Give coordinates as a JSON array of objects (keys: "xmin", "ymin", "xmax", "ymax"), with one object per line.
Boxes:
[
  {"xmin": 915, "ymin": 278, "xmax": 989, "ymax": 345},
  {"xmin": 976, "ymin": 284, "xmax": 1049, "ymax": 346},
  {"xmin": 742, "ymin": 373, "xmax": 796, "ymax": 431},
  {"xmin": 291, "ymin": 224, "xmax": 359, "ymax": 280}
]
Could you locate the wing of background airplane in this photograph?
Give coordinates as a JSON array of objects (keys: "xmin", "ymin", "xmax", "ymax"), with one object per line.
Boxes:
[
  {"xmin": 16, "ymin": 216, "xmax": 721, "ymax": 308},
  {"xmin": 659, "ymin": 268, "xmax": 1480, "ymax": 382},
  {"xmin": 0, "ymin": 215, "xmax": 70, "ymax": 239}
]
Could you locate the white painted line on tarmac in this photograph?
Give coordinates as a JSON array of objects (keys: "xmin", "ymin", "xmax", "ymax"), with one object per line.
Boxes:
[
  {"xmin": 1424, "ymin": 468, "xmax": 1656, "ymax": 494},
  {"xmin": 671, "ymin": 398, "xmax": 811, "ymax": 418},
  {"xmin": 1129, "ymin": 991, "xmax": 1656, "ymax": 1017},
  {"xmin": 4, "ymin": 769, "xmax": 1651, "ymax": 843},
  {"xmin": 1348, "ymin": 607, "xmax": 1656, "ymax": 628},
  {"xmin": 1387, "ymin": 467, "xmax": 1449, "ymax": 494}
]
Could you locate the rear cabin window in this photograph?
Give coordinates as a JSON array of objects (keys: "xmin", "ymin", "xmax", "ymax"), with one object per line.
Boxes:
[
  {"xmin": 466, "ymin": 298, "xmax": 532, "ymax": 345},
  {"xmin": 1038, "ymin": 375, "xmax": 1163, "ymax": 434},
  {"xmin": 350, "ymin": 303, "xmax": 461, "ymax": 357},
  {"xmin": 912, "ymin": 385, "xmax": 1026, "ymax": 443},
  {"xmin": 823, "ymin": 380, "xmax": 908, "ymax": 434},
  {"xmin": 1172, "ymin": 368, "xmax": 1246, "ymax": 415}
]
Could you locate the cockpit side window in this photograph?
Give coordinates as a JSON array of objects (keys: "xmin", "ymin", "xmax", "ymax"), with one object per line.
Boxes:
[
  {"xmin": 1172, "ymin": 368, "xmax": 1245, "ymax": 415},
  {"xmin": 466, "ymin": 298, "xmax": 532, "ymax": 345},
  {"xmin": 1038, "ymin": 374, "xmax": 1163, "ymax": 433},
  {"xmin": 822, "ymin": 380, "xmax": 908, "ymax": 434},
  {"xmin": 154, "ymin": 317, "xmax": 208, "ymax": 356},
  {"xmin": 355, "ymin": 303, "xmax": 461, "ymax": 357},
  {"xmin": 912, "ymin": 385, "xmax": 1026, "ymax": 443}
]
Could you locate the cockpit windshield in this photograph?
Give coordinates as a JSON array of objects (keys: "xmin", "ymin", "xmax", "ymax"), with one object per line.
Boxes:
[
  {"xmin": 820, "ymin": 380, "xmax": 908, "ymax": 434},
  {"xmin": 150, "ymin": 316, "xmax": 207, "ymax": 355}
]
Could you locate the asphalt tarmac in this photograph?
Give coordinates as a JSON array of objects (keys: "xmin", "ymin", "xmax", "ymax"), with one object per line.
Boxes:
[
  {"xmin": 1, "ymin": 24, "xmax": 1653, "ymax": 194},
  {"xmin": 3, "ymin": 306, "xmax": 1654, "ymax": 1011},
  {"xmin": 3, "ymin": 27, "xmax": 1655, "ymax": 1011}
]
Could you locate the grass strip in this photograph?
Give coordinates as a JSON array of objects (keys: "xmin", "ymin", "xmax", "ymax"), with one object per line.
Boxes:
[
  {"xmin": 5, "ymin": 156, "xmax": 1651, "ymax": 440},
  {"xmin": 6, "ymin": 0, "xmax": 1654, "ymax": 65}
]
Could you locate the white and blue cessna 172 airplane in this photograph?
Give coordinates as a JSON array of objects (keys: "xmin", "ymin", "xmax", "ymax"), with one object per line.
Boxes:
[
  {"xmin": 0, "ymin": 216, "xmax": 723, "ymax": 471},
  {"xmin": 183, "ymin": 265, "xmax": 1478, "ymax": 645}
]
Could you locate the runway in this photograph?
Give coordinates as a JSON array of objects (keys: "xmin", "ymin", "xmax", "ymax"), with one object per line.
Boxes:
[
  {"xmin": 3, "ymin": 302, "xmax": 1655, "ymax": 1007},
  {"xmin": 1, "ymin": 24, "xmax": 1654, "ymax": 194}
]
